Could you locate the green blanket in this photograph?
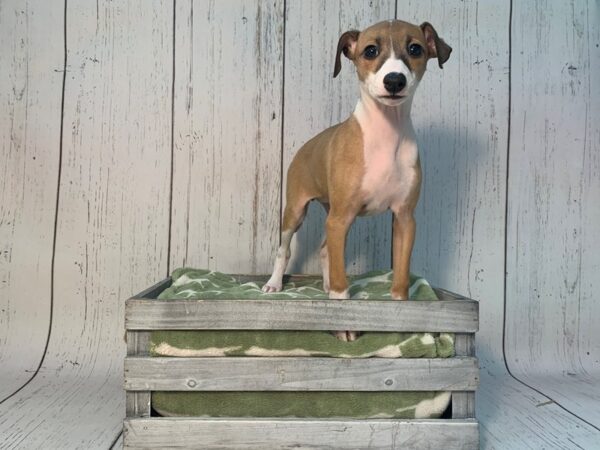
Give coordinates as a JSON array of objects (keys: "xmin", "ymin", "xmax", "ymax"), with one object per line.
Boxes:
[{"xmin": 151, "ymin": 269, "xmax": 454, "ymax": 419}]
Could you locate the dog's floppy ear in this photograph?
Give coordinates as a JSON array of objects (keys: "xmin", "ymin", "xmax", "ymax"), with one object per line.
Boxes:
[
  {"xmin": 333, "ymin": 30, "xmax": 360, "ymax": 78},
  {"xmin": 420, "ymin": 22, "xmax": 452, "ymax": 69}
]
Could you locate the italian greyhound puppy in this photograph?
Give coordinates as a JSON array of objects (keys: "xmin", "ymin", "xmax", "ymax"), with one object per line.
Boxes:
[{"xmin": 263, "ymin": 20, "xmax": 451, "ymax": 341}]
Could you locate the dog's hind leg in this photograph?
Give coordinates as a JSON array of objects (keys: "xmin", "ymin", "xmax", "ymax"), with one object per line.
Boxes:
[
  {"xmin": 262, "ymin": 197, "xmax": 310, "ymax": 293},
  {"xmin": 319, "ymin": 238, "xmax": 329, "ymax": 293},
  {"xmin": 318, "ymin": 202, "xmax": 330, "ymax": 293}
]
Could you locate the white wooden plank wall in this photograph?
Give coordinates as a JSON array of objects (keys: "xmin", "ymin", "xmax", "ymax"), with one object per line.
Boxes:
[
  {"xmin": 1, "ymin": 0, "xmax": 599, "ymax": 448},
  {"xmin": 0, "ymin": 0, "xmax": 63, "ymax": 400},
  {"xmin": 169, "ymin": 0, "xmax": 284, "ymax": 274},
  {"xmin": 506, "ymin": 0, "xmax": 600, "ymax": 425},
  {"xmin": 0, "ymin": 0, "xmax": 173, "ymax": 448}
]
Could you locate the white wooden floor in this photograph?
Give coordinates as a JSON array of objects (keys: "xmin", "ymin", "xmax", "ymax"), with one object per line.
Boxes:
[
  {"xmin": 1, "ymin": 0, "xmax": 598, "ymax": 448},
  {"xmin": 478, "ymin": 363, "xmax": 600, "ymax": 450}
]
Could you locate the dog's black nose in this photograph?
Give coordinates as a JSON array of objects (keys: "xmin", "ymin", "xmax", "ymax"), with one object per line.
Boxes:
[{"xmin": 383, "ymin": 72, "xmax": 407, "ymax": 94}]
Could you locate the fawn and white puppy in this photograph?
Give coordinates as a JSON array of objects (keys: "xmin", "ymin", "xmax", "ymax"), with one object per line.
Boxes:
[{"xmin": 263, "ymin": 20, "xmax": 451, "ymax": 341}]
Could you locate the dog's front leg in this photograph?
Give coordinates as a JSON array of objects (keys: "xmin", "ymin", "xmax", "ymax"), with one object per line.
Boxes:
[
  {"xmin": 326, "ymin": 213, "xmax": 357, "ymax": 341},
  {"xmin": 391, "ymin": 211, "xmax": 416, "ymax": 300},
  {"xmin": 326, "ymin": 214, "xmax": 351, "ymax": 298}
]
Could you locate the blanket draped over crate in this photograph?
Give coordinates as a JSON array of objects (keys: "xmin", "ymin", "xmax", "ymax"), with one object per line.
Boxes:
[{"xmin": 151, "ymin": 268, "xmax": 455, "ymax": 419}]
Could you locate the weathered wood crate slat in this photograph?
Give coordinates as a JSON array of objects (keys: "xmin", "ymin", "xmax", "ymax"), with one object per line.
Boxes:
[
  {"xmin": 123, "ymin": 276, "xmax": 480, "ymax": 449},
  {"xmin": 124, "ymin": 356, "xmax": 479, "ymax": 391},
  {"xmin": 126, "ymin": 298, "xmax": 478, "ymax": 332},
  {"xmin": 124, "ymin": 418, "xmax": 479, "ymax": 450}
]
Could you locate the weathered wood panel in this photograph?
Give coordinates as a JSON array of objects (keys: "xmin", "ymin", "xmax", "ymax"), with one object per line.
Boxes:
[
  {"xmin": 110, "ymin": 433, "xmax": 123, "ymax": 450},
  {"xmin": 505, "ymin": 0, "xmax": 600, "ymax": 426},
  {"xmin": 510, "ymin": 372, "xmax": 600, "ymax": 429},
  {"xmin": 506, "ymin": 0, "xmax": 600, "ymax": 424},
  {"xmin": 283, "ymin": 0, "xmax": 396, "ymax": 275},
  {"xmin": 125, "ymin": 356, "xmax": 479, "ymax": 391},
  {"xmin": 126, "ymin": 298, "xmax": 479, "ymax": 332},
  {"xmin": 0, "ymin": 1, "xmax": 172, "ymax": 448},
  {"xmin": 124, "ymin": 418, "xmax": 479, "ymax": 450},
  {"xmin": 454, "ymin": 333, "xmax": 476, "ymax": 357},
  {"xmin": 126, "ymin": 332, "xmax": 151, "ymax": 418},
  {"xmin": 125, "ymin": 389, "xmax": 151, "ymax": 419},
  {"xmin": 452, "ymin": 334, "xmax": 475, "ymax": 418},
  {"xmin": 126, "ymin": 331, "xmax": 150, "ymax": 357},
  {"xmin": 399, "ymin": 1, "xmax": 510, "ymax": 367},
  {"xmin": 0, "ymin": 0, "xmax": 63, "ymax": 399},
  {"xmin": 478, "ymin": 363, "xmax": 600, "ymax": 449},
  {"xmin": 169, "ymin": 0, "xmax": 284, "ymax": 274}
]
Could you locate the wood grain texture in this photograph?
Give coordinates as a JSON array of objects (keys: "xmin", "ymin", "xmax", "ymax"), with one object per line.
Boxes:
[
  {"xmin": 126, "ymin": 332, "xmax": 151, "ymax": 418},
  {"xmin": 125, "ymin": 298, "xmax": 479, "ymax": 332},
  {"xmin": 399, "ymin": 1, "xmax": 510, "ymax": 368},
  {"xmin": 124, "ymin": 356, "xmax": 479, "ymax": 391},
  {"xmin": 0, "ymin": 2, "xmax": 599, "ymax": 447},
  {"xmin": 505, "ymin": 0, "xmax": 600, "ymax": 425},
  {"xmin": 478, "ymin": 363, "xmax": 600, "ymax": 449},
  {"xmin": 124, "ymin": 418, "xmax": 479, "ymax": 450},
  {"xmin": 0, "ymin": 0, "xmax": 63, "ymax": 399},
  {"xmin": 110, "ymin": 433, "xmax": 123, "ymax": 450},
  {"xmin": 0, "ymin": 1, "xmax": 172, "ymax": 448},
  {"xmin": 455, "ymin": 333, "xmax": 476, "ymax": 357},
  {"xmin": 283, "ymin": 0, "xmax": 395, "ymax": 275},
  {"xmin": 452, "ymin": 392, "xmax": 475, "ymax": 419},
  {"xmin": 127, "ymin": 331, "xmax": 150, "ymax": 357},
  {"xmin": 169, "ymin": 0, "xmax": 284, "ymax": 274},
  {"xmin": 452, "ymin": 334, "xmax": 475, "ymax": 418}
]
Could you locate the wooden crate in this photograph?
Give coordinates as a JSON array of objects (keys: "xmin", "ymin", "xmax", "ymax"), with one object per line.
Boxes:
[{"xmin": 123, "ymin": 276, "xmax": 479, "ymax": 449}]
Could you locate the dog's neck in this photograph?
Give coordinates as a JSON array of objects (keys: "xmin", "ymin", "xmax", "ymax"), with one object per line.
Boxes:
[{"xmin": 353, "ymin": 85, "xmax": 416, "ymax": 149}]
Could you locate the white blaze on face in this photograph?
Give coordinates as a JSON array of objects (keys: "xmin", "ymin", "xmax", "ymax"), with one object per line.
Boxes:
[{"xmin": 363, "ymin": 50, "xmax": 418, "ymax": 106}]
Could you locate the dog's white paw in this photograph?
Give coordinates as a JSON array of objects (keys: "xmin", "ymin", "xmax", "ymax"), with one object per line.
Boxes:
[
  {"xmin": 346, "ymin": 330, "xmax": 359, "ymax": 341},
  {"xmin": 262, "ymin": 283, "xmax": 282, "ymax": 293},
  {"xmin": 332, "ymin": 330, "xmax": 359, "ymax": 341},
  {"xmin": 329, "ymin": 291, "xmax": 357, "ymax": 341},
  {"xmin": 329, "ymin": 289, "xmax": 349, "ymax": 300},
  {"xmin": 333, "ymin": 330, "xmax": 348, "ymax": 341}
]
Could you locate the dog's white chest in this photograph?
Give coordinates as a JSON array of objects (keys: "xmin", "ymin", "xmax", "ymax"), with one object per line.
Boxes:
[{"xmin": 360, "ymin": 131, "xmax": 419, "ymax": 215}]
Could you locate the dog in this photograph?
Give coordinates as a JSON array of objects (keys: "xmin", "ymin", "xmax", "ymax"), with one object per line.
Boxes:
[{"xmin": 263, "ymin": 20, "xmax": 451, "ymax": 341}]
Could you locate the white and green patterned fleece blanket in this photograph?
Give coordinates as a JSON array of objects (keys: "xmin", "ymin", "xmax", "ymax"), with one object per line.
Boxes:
[{"xmin": 151, "ymin": 268, "xmax": 454, "ymax": 419}]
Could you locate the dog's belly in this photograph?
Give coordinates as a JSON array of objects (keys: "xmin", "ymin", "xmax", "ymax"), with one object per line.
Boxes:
[{"xmin": 360, "ymin": 141, "xmax": 419, "ymax": 215}]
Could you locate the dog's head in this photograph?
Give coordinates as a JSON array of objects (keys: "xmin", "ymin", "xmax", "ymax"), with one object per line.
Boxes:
[{"xmin": 334, "ymin": 20, "xmax": 451, "ymax": 107}]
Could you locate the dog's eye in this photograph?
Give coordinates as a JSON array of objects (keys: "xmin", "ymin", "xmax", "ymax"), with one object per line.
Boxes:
[
  {"xmin": 408, "ymin": 43, "xmax": 423, "ymax": 57},
  {"xmin": 363, "ymin": 45, "xmax": 379, "ymax": 59}
]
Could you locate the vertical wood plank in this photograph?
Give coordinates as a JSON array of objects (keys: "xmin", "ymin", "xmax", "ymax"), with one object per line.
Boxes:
[
  {"xmin": 283, "ymin": 0, "xmax": 395, "ymax": 275},
  {"xmin": 506, "ymin": 0, "xmax": 600, "ymax": 422},
  {"xmin": 455, "ymin": 333, "xmax": 475, "ymax": 357},
  {"xmin": 53, "ymin": 0, "xmax": 172, "ymax": 380},
  {"xmin": 126, "ymin": 331, "xmax": 150, "ymax": 417},
  {"xmin": 127, "ymin": 331, "xmax": 150, "ymax": 357},
  {"xmin": 399, "ymin": 1, "xmax": 510, "ymax": 366},
  {"xmin": 110, "ymin": 433, "xmax": 123, "ymax": 450},
  {"xmin": 0, "ymin": 0, "xmax": 63, "ymax": 399},
  {"xmin": 452, "ymin": 393, "xmax": 475, "ymax": 419},
  {"xmin": 0, "ymin": 1, "xmax": 173, "ymax": 448},
  {"xmin": 125, "ymin": 392, "xmax": 150, "ymax": 418},
  {"xmin": 169, "ymin": 0, "xmax": 284, "ymax": 274},
  {"xmin": 507, "ymin": 0, "xmax": 600, "ymax": 373},
  {"xmin": 452, "ymin": 334, "xmax": 475, "ymax": 418}
]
